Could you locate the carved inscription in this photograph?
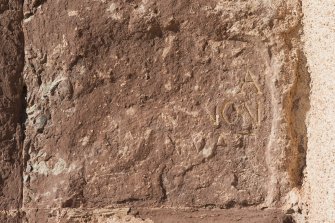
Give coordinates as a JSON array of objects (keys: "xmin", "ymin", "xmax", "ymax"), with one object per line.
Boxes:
[{"xmin": 205, "ymin": 70, "xmax": 263, "ymax": 132}]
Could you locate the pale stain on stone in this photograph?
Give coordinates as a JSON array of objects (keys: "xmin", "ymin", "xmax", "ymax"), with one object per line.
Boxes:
[
  {"xmin": 107, "ymin": 3, "xmax": 122, "ymax": 20},
  {"xmin": 68, "ymin": 10, "xmax": 79, "ymax": 17},
  {"xmin": 31, "ymin": 158, "xmax": 68, "ymax": 176},
  {"xmin": 80, "ymin": 136, "xmax": 90, "ymax": 146},
  {"xmin": 126, "ymin": 107, "xmax": 136, "ymax": 116},
  {"xmin": 164, "ymin": 81, "xmax": 172, "ymax": 91},
  {"xmin": 162, "ymin": 36, "xmax": 176, "ymax": 59}
]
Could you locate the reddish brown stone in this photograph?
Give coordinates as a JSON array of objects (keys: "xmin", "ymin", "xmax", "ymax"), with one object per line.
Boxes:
[
  {"xmin": 0, "ymin": 0, "xmax": 24, "ymax": 212},
  {"xmin": 0, "ymin": 0, "xmax": 308, "ymax": 222},
  {"xmin": 22, "ymin": 0, "xmax": 278, "ymax": 210}
]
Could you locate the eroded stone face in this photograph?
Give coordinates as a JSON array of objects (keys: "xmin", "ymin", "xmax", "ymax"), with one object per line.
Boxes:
[
  {"xmin": 22, "ymin": 0, "xmax": 302, "ymax": 220},
  {"xmin": 0, "ymin": 0, "xmax": 24, "ymax": 212}
]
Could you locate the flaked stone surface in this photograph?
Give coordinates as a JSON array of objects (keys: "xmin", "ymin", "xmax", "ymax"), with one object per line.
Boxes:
[{"xmin": 22, "ymin": 0, "xmax": 303, "ymax": 215}]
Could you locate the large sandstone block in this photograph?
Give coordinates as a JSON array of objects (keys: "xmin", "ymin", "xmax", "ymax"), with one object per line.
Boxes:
[
  {"xmin": 0, "ymin": 0, "xmax": 320, "ymax": 222},
  {"xmin": 22, "ymin": 0, "xmax": 304, "ymax": 214}
]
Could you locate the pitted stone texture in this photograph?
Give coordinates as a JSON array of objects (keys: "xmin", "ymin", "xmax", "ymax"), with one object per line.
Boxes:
[
  {"xmin": 0, "ymin": 0, "xmax": 24, "ymax": 212},
  {"xmin": 22, "ymin": 0, "xmax": 302, "ymax": 216}
]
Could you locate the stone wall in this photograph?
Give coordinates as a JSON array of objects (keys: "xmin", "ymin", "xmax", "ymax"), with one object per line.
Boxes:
[{"xmin": 0, "ymin": 0, "xmax": 333, "ymax": 222}]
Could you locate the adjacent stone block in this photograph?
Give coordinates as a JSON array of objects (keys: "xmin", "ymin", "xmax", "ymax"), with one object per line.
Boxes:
[{"xmin": 0, "ymin": 0, "xmax": 24, "ymax": 212}]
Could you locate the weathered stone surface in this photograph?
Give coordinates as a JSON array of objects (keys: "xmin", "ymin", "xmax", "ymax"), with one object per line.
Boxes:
[
  {"xmin": 22, "ymin": 0, "xmax": 303, "ymax": 214},
  {"xmin": 1, "ymin": 0, "xmax": 323, "ymax": 222},
  {"xmin": 22, "ymin": 207, "xmax": 292, "ymax": 223},
  {"xmin": 23, "ymin": 207, "xmax": 154, "ymax": 223},
  {"xmin": 136, "ymin": 208, "xmax": 293, "ymax": 223},
  {"xmin": 0, "ymin": 0, "xmax": 24, "ymax": 212},
  {"xmin": 0, "ymin": 212, "xmax": 22, "ymax": 223}
]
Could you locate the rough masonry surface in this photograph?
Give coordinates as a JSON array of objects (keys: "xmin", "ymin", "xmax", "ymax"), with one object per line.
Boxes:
[{"xmin": 0, "ymin": 0, "xmax": 313, "ymax": 222}]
